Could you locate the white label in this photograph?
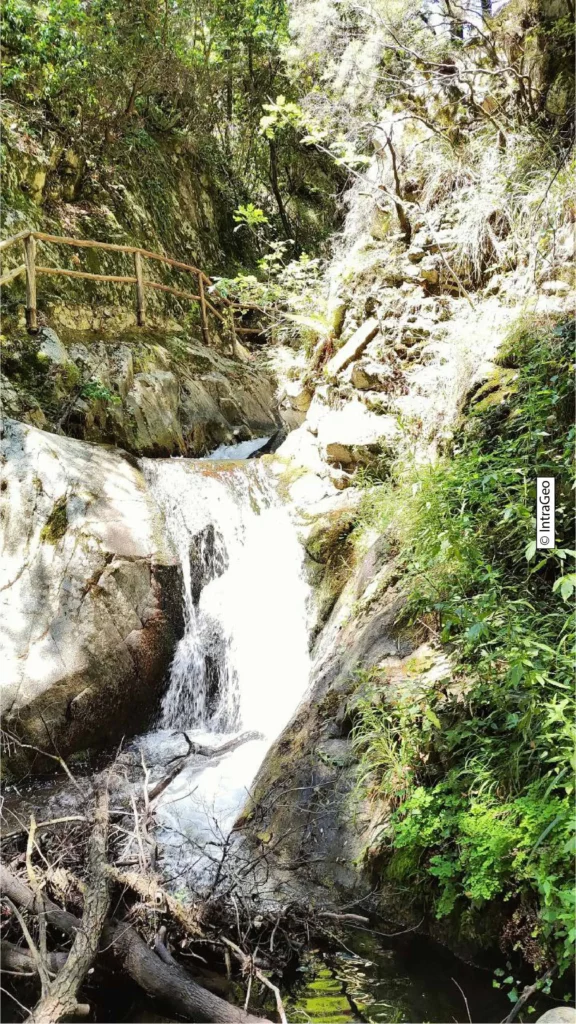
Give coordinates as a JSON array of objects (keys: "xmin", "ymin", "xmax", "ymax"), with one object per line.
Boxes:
[{"xmin": 536, "ymin": 477, "xmax": 555, "ymax": 550}]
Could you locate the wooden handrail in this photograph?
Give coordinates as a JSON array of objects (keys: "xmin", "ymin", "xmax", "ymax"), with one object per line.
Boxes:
[
  {"xmin": 0, "ymin": 230, "xmax": 31, "ymax": 253},
  {"xmin": 0, "ymin": 228, "xmax": 265, "ymax": 343}
]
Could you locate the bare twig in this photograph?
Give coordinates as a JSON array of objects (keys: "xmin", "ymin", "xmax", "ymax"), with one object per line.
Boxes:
[
  {"xmin": 221, "ymin": 937, "xmax": 288, "ymax": 1024},
  {"xmin": 3, "ymin": 896, "xmax": 51, "ymax": 995},
  {"xmin": 451, "ymin": 977, "xmax": 472, "ymax": 1023}
]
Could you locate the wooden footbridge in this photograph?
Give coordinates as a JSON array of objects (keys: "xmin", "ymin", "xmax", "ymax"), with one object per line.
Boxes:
[{"xmin": 0, "ymin": 229, "xmax": 261, "ymax": 341}]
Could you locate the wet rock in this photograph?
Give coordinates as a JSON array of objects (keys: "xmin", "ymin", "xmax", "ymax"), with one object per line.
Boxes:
[
  {"xmin": 0, "ymin": 419, "xmax": 182, "ymax": 768},
  {"xmin": 189, "ymin": 523, "xmax": 228, "ymax": 604}
]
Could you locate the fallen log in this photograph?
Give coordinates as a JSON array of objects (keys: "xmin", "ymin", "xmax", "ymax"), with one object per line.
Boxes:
[
  {"xmin": 0, "ymin": 865, "xmax": 271, "ymax": 1023},
  {"xmin": 0, "ymin": 940, "xmax": 67, "ymax": 976}
]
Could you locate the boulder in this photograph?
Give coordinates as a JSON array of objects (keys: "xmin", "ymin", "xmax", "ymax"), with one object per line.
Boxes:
[
  {"xmin": 536, "ymin": 1011, "xmax": 576, "ymax": 1024},
  {"xmin": 283, "ymin": 378, "xmax": 313, "ymax": 413},
  {"xmin": 407, "ymin": 246, "xmax": 426, "ymax": 263},
  {"xmin": 316, "ymin": 399, "xmax": 398, "ymax": 467},
  {"xmin": 0, "ymin": 419, "xmax": 182, "ymax": 767},
  {"xmin": 38, "ymin": 328, "xmax": 72, "ymax": 367},
  {"xmin": 419, "ymin": 255, "xmax": 440, "ymax": 284},
  {"xmin": 351, "ymin": 360, "xmax": 389, "ymax": 391},
  {"xmin": 325, "ymin": 318, "xmax": 379, "ymax": 378},
  {"xmin": 125, "ymin": 370, "xmax": 185, "ymax": 455},
  {"xmin": 401, "ymin": 319, "xmax": 433, "ymax": 345}
]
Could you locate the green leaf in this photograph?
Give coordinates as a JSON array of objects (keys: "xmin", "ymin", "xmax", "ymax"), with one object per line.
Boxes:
[
  {"xmin": 525, "ymin": 540, "xmax": 537, "ymax": 561},
  {"xmin": 424, "ymin": 708, "xmax": 442, "ymax": 729}
]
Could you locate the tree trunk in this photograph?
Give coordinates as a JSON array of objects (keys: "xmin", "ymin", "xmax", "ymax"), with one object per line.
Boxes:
[{"xmin": 268, "ymin": 139, "xmax": 292, "ymax": 238}]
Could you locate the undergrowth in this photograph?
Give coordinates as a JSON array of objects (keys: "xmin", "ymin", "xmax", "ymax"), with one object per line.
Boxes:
[{"xmin": 350, "ymin": 313, "xmax": 575, "ymax": 975}]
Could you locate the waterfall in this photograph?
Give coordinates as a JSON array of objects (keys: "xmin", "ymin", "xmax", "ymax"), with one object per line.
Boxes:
[{"xmin": 140, "ymin": 456, "xmax": 311, "ymax": 874}]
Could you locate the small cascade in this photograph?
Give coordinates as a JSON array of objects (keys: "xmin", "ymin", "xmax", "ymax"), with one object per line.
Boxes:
[{"xmin": 140, "ymin": 455, "xmax": 311, "ymax": 874}]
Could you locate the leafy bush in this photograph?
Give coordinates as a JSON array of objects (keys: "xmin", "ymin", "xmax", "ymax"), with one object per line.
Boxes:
[
  {"xmin": 80, "ymin": 378, "xmax": 121, "ymax": 404},
  {"xmin": 351, "ymin": 314, "xmax": 575, "ymax": 972}
]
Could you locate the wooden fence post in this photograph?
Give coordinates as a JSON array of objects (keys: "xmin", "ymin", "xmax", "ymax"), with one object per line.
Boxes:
[
  {"xmin": 198, "ymin": 274, "xmax": 209, "ymax": 344},
  {"xmin": 134, "ymin": 251, "xmax": 146, "ymax": 327},
  {"xmin": 23, "ymin": 234, "xmax": 37, "ymax": 332}
]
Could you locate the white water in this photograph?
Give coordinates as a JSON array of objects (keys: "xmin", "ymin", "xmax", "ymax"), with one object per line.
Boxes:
[{"xmin": 140, "ymin": 456, "xmax": 310, "ymax": 878}]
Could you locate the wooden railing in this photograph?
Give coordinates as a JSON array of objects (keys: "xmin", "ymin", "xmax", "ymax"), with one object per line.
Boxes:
[{"xmin": 0, "ymin": 229, "xmax": 261, "ymax": 342}]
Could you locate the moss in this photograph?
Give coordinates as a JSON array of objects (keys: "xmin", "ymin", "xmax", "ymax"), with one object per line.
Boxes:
[
  {"xmin": 40, "ymin": 496, "xmax": 68, "ymax": 543},
  {"xmin": 469, "ymin": 366, "xmax": 519, "ymax": 415},
  {"xmin": 319, "ymin": 691, "xmax": 342, "ymax": 720}
]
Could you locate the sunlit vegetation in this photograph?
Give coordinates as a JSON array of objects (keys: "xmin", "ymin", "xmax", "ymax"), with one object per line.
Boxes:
[{"xmin": 351, "ymin": 314, "xmax": 575, "ymax": 973}]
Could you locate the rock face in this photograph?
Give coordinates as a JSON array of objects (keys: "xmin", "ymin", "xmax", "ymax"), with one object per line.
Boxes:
[
  {"xmin": 1, "ymin": 327, "xmax": 281, "ymax": 458},
  {"xmin": 0, "ymin": 419, "xmax": 183, "ymax": 767},
  {"xmin": 243, "ymin": 524, "xmax": 415, "ymax": 896}
]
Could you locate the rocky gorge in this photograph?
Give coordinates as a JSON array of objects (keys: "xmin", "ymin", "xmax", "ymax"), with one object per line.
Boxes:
[{"xmin": 1, "ymin": 0, "xmax": 575, "ymax": 1021}]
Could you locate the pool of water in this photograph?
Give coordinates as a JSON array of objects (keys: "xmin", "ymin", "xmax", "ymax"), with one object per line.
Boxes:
[{"xmin": 288, "ymin": 930, "xmax": 551, "ymax": 1024}]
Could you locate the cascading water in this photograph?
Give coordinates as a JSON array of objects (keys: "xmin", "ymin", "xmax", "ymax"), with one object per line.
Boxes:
[{"xmin": 139, "ymin": 455, "xmax": 311, "ymax": 877}]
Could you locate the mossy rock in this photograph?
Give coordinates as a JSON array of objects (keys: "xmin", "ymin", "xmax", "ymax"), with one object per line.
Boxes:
[
  {"xmin": 468, "ymin": 366, "xmax": 519, "ymax": 415},
  {"xmin": 305, "ymin": 508, "xmax": 357, "ymax": 565}
]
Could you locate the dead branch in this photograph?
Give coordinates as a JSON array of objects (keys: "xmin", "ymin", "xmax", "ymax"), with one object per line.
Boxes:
[
  {"xmin": 1, "ymin": 816, "xmax": 87, "ymax": 842},
  {"xmin": 106, "ymin": 865, "xmax": 203, "ymax": 936},
  {"xmin": 0, "ymin": 865, "xmax": 271, "ymax": 1023},
  {"xmin": 28, "ymin": 778, "xmax": 111, "ymax": 1023},
  {"xmin": 1, "ymin": 940, "xmax": 68, "ymax": 976},
  {"xmin": 3, "ymin": 896, "xmax": 51, "ymax": 994},
  {"xmin": 149, "ymin": 730, "xmax": 262, "ymax": 803},
  {"xmin": 26, "ymin": 814, "xmax": 49, "ymax": 994},
  {"xmin": 503, "ymin": 967, "xmax": 555, "ymax": 1024},
  {"xmin": 317, "ymin": 911, "xmax": 370, "ymax": 925},
  {"xmin": 221, "ymin": 937, "xmax": 287, "ymax": 1024}
]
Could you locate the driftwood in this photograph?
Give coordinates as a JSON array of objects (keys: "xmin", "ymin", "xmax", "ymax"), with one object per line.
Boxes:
[
  {"xmin": 28, "ymin": 781, "xmax": 111, "ymax": 1023},
  {"xmin": 0, "ymin": 865, "xmax": 271, "ymax": 1023}
]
